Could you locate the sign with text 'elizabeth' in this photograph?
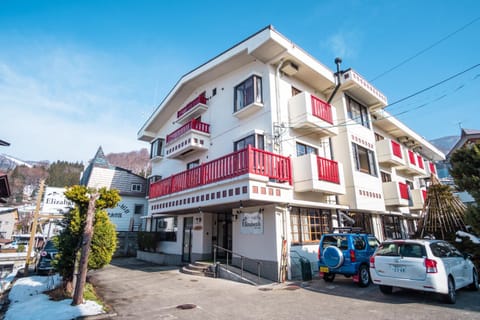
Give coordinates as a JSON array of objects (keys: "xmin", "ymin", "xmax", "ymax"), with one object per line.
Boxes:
[{"xmin": 240, "ymin": 211, "xmax": 263, "ymax": 235}]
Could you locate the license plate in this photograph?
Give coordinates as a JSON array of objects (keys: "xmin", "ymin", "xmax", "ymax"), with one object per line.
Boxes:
[
  {"xmin": 391, "ymin": 265, "xmax": 406, "ymax": 273},
  {"xmin": 320, "ymin": 267, "xmax": 329, "ymax": 273}
]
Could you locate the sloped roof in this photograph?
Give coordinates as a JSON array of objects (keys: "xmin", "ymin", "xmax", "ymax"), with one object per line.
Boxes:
[{"xmin": 447, "ymin": 128, "xmax": 480, "ymax": 158}]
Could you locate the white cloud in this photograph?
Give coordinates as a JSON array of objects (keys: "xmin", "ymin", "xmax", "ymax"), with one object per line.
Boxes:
[
  {"xmin": 324, "ymin": 30, "xmax": 362, "ymax": 60},
  {"xmin": 0, "ymin": 46, "xmax": 150, "ymax": 162}
]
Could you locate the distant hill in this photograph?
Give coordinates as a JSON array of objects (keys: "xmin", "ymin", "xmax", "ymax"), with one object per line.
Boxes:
[
  {"xmin": 429, "ymin": 135, "xmax": 459, "ymax": 155},
  {"xmin": 105, "ymin": 148, "xmax": 151, "ymax": 177}
]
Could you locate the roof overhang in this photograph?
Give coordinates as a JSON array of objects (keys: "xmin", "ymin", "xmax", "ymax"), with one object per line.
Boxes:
[
  {"xmin": 137, "ymin": 26, "xmax": 336, "ymax": 142},
  {"xmin": 0, "ymin": 174, "xmax": 11, "ymax": 201}
]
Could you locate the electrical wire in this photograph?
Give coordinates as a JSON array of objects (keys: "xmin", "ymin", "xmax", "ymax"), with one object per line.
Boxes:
[{"xmin": 370, "ymin": 16, "xmax": 480, "ymax": 82}]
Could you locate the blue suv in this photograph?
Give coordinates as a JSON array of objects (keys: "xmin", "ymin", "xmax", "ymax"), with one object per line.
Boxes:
[{"xmin": 318, "ymin": 230, "xmax": 379, "ymax": 287}]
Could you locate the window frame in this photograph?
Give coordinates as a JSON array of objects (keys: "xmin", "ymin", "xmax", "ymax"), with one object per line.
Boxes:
[
  {"xmin": 347, "ymin": 95, "xmax": 370, "ymax": 129},
  {"xmin": 296, "ymin": 142, "xmax": 318, "ymax": 157},
  {"xmin": 290, "ymin": 207, "xmax": 331, "ymax": 245},
  {"xmin": 352, "ymin": 143, "xmax": 377, "ymax": 176},
  {"xmin": 234, "ymin": 75, "xmax": 263, "ymax": 113},
  {"xmin": 131, "ymin": 183, "xmax": 142, "ymax": 192},
  {"xmin": 234, "ymin": 133, "xmax": 264, "ymax": 151},
  {"xmin": 150, "ymin": 138, "xmax": 165, "ymax": 159}
]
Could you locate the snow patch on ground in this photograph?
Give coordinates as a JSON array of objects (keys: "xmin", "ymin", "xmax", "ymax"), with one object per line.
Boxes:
[
  {"xmin": 5, "ymin": 274, "xmax": 104, "ymax": 320},
  {"xmin": 456, "ymin": 231, "xmax": 480, "ymax": 244}
]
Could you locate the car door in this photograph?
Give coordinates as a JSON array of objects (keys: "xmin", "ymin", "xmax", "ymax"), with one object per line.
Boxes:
[
  {"xmin": 434, "ymin": 241, "xmax": 464, "ymax": 286},
  {"xmin": 446, "ymin": 242, "xmax": 468, "ymax": 287}
]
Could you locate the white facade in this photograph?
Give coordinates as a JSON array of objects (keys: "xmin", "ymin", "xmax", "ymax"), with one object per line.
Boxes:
[{"xmin": 138, "ymin": 26, "xmax": 445, "ymax": 281}]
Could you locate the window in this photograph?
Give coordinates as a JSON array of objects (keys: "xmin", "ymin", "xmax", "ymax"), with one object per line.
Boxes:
[
  {"xmin": 234, "ymin": 133, "xmax": 264, "ymax": 151},
  {"xmin": 150, "ymin": 138, "xmax": 165, "ymax": 159},
  {"xmin": 187, "ymin": 160, "xmax": 200, "ymax": 170},
  {"xmin": 234, "ymin": 75, "xmax": 262, "ymax": 112},
  {"xmin": 150, "ymin": 216, "xmax": 178, "ymax": 242},
  {"xmin": 296, "ymin": 142, "xmax": 318, "ymax": 156},
  {"xmin": 374, "ymin": 133, "xmax": 384, "ymax": 141},
  {"xmin": 131, "ymin": 183, "xmax": 142, "ymax": 192},
  {"xmin": 134, "ymin": 204, "xmax": 144, "ymax": 215},
  {"xmin": 382, "ymin": 215, "xmax": 402, "ymax": 239},
  {"xmin": 352, "ymin": 143, "xmax": 377, "ymax": 176},
  {"xmin": 290, "ymin": 208, "xmax": 331, "ymax": 244},
  {"xmin": 346, "ymin": 212, "xmax": 373, "ymax": 235},
  {"xmin": 381, "ymin": 171, "xmax": 391, "ymax": 183},
  {"xmin": 347, "ymin": 96, "xmax": 370, "ymax": 128}
]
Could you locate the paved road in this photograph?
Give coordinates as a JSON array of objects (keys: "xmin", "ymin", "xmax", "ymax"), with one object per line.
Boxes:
[{"xmin": 89, "ymin": 258, "xmax": 480, "ymax": 320}]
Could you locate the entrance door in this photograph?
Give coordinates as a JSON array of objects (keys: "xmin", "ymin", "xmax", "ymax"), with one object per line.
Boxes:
[
  {"xmin": 182, "ymin": 217, "xmax": 193, "ymax": 263},
  {"xmin": 216, "ymin": 213, "xmax": 232, "ymax": 259}
]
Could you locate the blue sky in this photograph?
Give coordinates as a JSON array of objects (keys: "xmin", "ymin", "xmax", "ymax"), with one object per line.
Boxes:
[{"xmin": 0, "ymin": 0, "xmax": 479, "ymax": 162}]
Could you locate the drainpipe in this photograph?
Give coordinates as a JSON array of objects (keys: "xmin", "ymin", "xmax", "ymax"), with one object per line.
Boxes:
[
  {"xmin": 274, "ymin": 59, "xmax": 286, "ymax": 154},
  {"xmin": 328, "ymin": 58, "xmax": 343, "ymax": 220}
]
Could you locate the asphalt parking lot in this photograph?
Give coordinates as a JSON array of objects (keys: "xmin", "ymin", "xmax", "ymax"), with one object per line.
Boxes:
[{"xmin": 89, "ymin": 258, "xmax": 480, "ymax": 320}]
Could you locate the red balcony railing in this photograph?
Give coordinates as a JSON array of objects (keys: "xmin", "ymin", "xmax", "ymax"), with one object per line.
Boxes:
[
  {"xmin": 311, "ymin": 95, "xmax": 333, "ymax": 124},
  {"xmin": 399, "ymin": 182, "xmax": 409, "ymax": 200},
  {"xmin": 166, "ymin": 119, "xmax": 210, "ymax": 144},
  {"xmin": 391, "ymin": 140, "xmax": 403, "ymax": 159},
  {"xmin": 422, "ymin": 189, "xmax": 427, "ymax": 201},
  {"xmin": 149, "ymin": 146, "xmax": 292, "ymax": 199},
  {"xmin": 429, "ymin": 162, "xmax": 436, "ymax": 174},
  {"xmin": 408, "ymin": 150, "xmax": 416, "ymax": 165},
  {"xmin": 417, "ymin": 155, "xmax": 424, "ymax": 169},
  {"xmin": 177, "ymin": 92, "xmax": 207, "ymax": 119},
  {"xmin": 317, "ymin": 156, "xmax": 340, "ymax": 184}
]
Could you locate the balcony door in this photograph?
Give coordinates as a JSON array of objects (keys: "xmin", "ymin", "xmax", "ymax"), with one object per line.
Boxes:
[{"xmin": 216, "ymin": 213, "xmax": 232, "ymax": 259}]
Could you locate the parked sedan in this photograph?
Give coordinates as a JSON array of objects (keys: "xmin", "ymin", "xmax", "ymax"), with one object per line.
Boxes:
[
  {"xmin": 369, "ymin": 239, "xmax": 478, "ymax": 304},
  {"xmin": 36, "ymin": 240, "xmax": 58, "ymax": 275}
]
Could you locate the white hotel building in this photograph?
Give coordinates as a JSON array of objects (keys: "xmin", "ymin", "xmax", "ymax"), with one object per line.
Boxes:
[{"xmin": 137, "ymin": 26, "xmax": 444, "ymax": 281}]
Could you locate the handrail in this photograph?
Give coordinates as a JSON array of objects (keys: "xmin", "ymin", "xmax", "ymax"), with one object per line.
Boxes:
[{"xmin": 213, "ymin": 244, "xmax": 263, "ymax": 285}]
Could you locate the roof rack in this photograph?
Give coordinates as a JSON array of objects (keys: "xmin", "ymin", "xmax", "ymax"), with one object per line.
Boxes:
[{"xmin": 333, "ymin": 227, "xmax": 364, "ymax": 234}]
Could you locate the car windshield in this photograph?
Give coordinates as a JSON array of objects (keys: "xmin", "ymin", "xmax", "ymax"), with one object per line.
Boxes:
[
  {"xmin": 44, "ymin": 241, "xmax": 57, "ymax": 250},
  {"xmin": 322, "ymin": 235, "xmax": 348, "ymax": 250},
  {"xmin": 375, "ymin": 242, "xmax": 426, "ymax": 258}
]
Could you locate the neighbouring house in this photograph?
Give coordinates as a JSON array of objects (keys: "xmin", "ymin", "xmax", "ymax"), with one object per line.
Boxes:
[
  {"xmin": 137, "ymin": 26, "xmax": 445, "ymax": 281},
  {"xmin": 80, "ymin": 146, "xmax": 147, "ymax": 232},
  {"xmin": 0, "ymin": 139, "xmax": 11, "ymax": 204},
  {"xmin": 0, "ymin": 208, "xmax": 17, "ymax": 243},
  {"xmin": 438, "ymin": 128, "xmax": 480, "ymax": 205}
]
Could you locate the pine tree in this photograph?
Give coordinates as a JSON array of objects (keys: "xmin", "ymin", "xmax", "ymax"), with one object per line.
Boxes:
[{"xmin": 53, "ymin": 185, "xmax": 120, "ymax": 290}]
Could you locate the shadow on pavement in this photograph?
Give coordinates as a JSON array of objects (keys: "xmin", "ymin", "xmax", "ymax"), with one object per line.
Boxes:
[
  {"xmin": 296, "ymin": 275, "xmax": 480, "ymax": 313},
  {"xmin": 109, "ymin": 257, "xmax": 178, "ymax": 273}
]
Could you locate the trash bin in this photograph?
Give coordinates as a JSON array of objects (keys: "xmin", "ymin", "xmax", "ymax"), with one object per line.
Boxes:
[{"xmin": 299, "ymin": 257, "xmax": 312, "ymax": 281}]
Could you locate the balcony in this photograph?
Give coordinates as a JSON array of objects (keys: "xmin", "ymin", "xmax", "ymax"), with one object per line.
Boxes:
[
  {"xmin": 288, "ymin": 92, "xmax": 338, "ymax": 137},
  {"xmin": 376, "ymin": 139, "xmax": 405, "ymax": 167},
  {"xmin": 176, "ymin": 92, "xmax": 208, "ymax": 124},
  {"xmin": 410, "ymin": 188, "xmax": 427, "ymax": 210},
  {"xmin": 149, "ymin": 146, "xmax": 292, "ymax": 199},
  {"xmin": 165, "ymin": 119, "xmax": 210, "ymax": 158},
  {"xmin": 396, "ymin": 149, "xmax": 427, "ymax": 176},
  {"xmin": 292, "ymin": 154, "xmax": 345, "ymax": 195},
  {"xmin": 382, "ymin": 181, "xmax": 410, "ymax": 206},
  {"xmin": 427, "ymin": 161, "xmax": 437, "ymax": 177},
  {"xmin": 341, "ymin": 69, "xmax": 387, "ymax": 110}
]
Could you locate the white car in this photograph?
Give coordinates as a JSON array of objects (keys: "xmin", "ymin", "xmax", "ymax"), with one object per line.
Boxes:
[{"xmin": 369, "ymin": 239, "xmax": 478, "ymax": 304}]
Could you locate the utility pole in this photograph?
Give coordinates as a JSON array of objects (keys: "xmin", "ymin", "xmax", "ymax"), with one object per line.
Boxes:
[
  {"xmin": 25, "ymin": 179, "xmax": 45, "ymax": 276},
  {"xmin": 72, "ymin": 191, "xmax": 98, "ymax": 306}
]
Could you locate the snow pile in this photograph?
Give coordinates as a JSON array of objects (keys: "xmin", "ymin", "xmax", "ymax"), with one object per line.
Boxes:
[
  {"xmin": 5, "ymin": 275, "xmax": 104, "ymax": 320},
  {"xmin": 1, "ymin": 265, "xmax": 23, "ymax": 293},
  {"xmin": 456, "ymin": 231, "xmax": 480, "ymax": 244}
]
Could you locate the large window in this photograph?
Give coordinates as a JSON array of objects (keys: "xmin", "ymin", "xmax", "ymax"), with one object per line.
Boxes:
[
  {"xmin": 296, "ymin": 142, "xmax": 318, "ymax": 156},
  {"xmin": 150, "ymin": 138, "xmax": 165, "ymax": 159},
  {"xmin": 347, "ymin": 96, "xmax": 370, "ymax": 129},
  {"xmin": 352, "ymin": 143, "xmax": 377, "ymax": 176},
  {"xmin": 290, "ymin": 208, "xmax": 331, "ymax": 244},
  {"xmin": 234, "ymin": 75, "xmax": 262, "ymax": 112},
  {"xmin": 382, "ymin": 215, "xmax": 402, "ymax": 239},
  {"xmin": 346, "ymin": 212, "xmax": 373, "ymax": 235},
  {"xmin": 150, "ymin": 216, "xmax": 178, "ymax": 242},
  {"xmin": 234, "ymin": 133, "xmax": 264, "ymax": 151}
]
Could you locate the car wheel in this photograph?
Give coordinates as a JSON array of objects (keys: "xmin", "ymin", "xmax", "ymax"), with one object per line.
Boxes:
[
  {"xmin": 323, "ymin": 273, "xmax": 335, "ymax": 282},
  {"xmin": 379, "ymin": 285, "xmax": 393, "ymax": 294},
  {"xmin": 357, "ymin": 264, "xmax": 370, "ymax": 287},
  {"xmin": 469, "ymin": 270, "xmax": 479, "ymax": 291},
  {"xmin": 443, "ymin": 276, "xmax": 456, "ymax": 304}
]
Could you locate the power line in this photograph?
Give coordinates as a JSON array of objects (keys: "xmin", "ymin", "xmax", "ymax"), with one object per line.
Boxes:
[{"xmin": 370, "ymin": 16, "xmax": 480, "ymax": 82}]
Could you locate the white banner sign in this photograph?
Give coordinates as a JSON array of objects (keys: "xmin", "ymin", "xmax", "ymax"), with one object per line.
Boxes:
[{"xmin": 240, "ymin": 211, "xmax": 263, "ymax": 234}]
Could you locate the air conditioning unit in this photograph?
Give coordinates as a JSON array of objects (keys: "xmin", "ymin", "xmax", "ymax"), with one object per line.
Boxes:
[{"xmin": 281, "ymin": 62, "xmax": 299, "ymax": 76}]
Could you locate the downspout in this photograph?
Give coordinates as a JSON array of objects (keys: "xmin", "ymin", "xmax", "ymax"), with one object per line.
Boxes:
[
  {"xmin": 274, "ymin": 59, "xmax": 285, "ymax": 154},
  {"xmin": 328, "ymin": 57, "xmax": 343, "ymax": 226}
]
